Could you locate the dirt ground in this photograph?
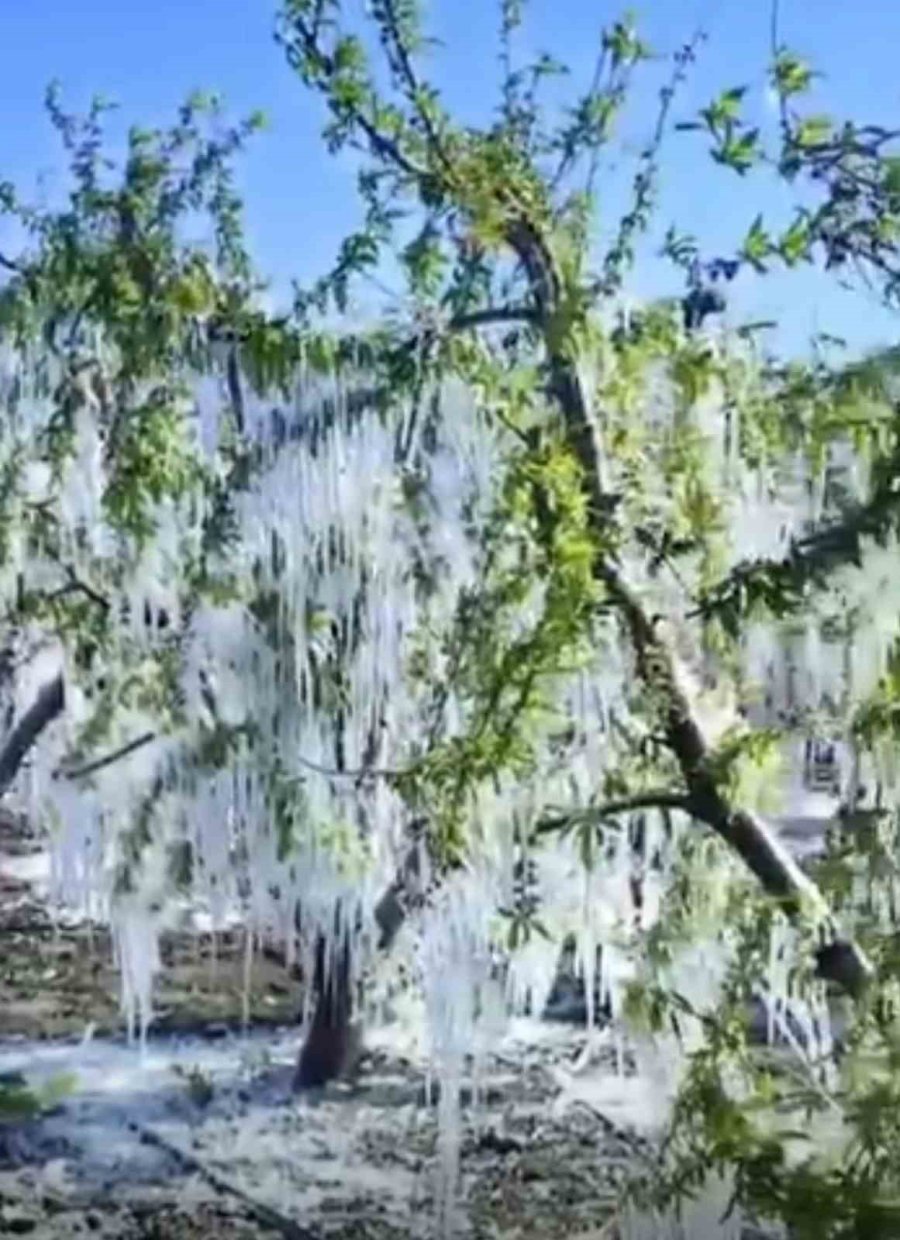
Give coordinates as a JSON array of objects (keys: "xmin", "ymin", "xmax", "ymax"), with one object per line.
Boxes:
[
  {"xmin": 0, "ymin": 813, "xmax": 773, "ymax": 1240},
  {"xmin": 0, "ymin": 811, "xmax": 634, "ymax": 1240},
  {"xmin": 0, "ymin": 811, "xmax": 304, "ymax": 1043}
]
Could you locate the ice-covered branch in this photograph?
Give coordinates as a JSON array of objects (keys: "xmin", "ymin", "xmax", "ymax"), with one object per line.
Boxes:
[{"xmin": 692, "ymin": 457, "xmax": 900, "ymax": 632}]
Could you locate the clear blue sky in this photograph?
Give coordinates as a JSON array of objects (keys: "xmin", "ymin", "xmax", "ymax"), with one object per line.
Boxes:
[{"xmin": 2, "ymin": 0, "xmax": 900, "ymax": 357}]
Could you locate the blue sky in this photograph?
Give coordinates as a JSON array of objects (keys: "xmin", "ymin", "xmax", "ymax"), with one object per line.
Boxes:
[{"xmin": 2, "ymin": 0, "xmax": 900, "ymax": 357}]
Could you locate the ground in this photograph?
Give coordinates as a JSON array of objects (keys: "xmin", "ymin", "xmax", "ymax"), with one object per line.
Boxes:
[
  {"xmin": 0, "ymin": 1025, "xmax": 643, "ymax": 1240},
  {"xmin": 0, "ymin": 812, "xmax": 303, "ymax": 1042},
  {"xmin": 0, "ymin": 812, "xmax": 774, "ymax": 1240}
]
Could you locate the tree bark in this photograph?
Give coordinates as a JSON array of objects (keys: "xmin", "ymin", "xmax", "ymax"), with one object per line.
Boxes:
[
  {"xmin": 0, "ymin": 673, "xmax": 65, "ymax": 798},
  {"xmin": 504, "ymin": 216, "xmax": 873, "ymax": 1000},
  {"xmin": 293, "ymin": 839, "xmax": 427, "ymax": 1089}
]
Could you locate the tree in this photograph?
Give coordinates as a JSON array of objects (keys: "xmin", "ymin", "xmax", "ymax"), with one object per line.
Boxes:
[
  {"xmin": 5, "ymin": 3, "xmax": 900, "ymax": 1234},
  {"xmin": 273, "ymin": 0, "xmax": 891, "ymax": 1041}
]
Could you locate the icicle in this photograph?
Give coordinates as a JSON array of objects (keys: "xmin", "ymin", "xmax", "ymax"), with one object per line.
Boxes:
[
  {"xmin": 112, "ymin": 902, "xmax": 162, "ymax": 1048},
  {"xmin": 242, "ymin": 927, "xmax": 255, "ymax": 1033},
  {"xmin": 7, "ymin": 319, "xmax": 884, "ymax": 1237}
]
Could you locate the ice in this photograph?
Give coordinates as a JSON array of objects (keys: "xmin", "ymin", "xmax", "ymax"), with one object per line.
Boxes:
[{"xmin": 1, "ymin": 324, "xmax": 888, "ymax": 1233}]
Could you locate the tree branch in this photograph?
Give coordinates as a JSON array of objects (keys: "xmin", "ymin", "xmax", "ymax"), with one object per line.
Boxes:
[
  {"xmin": 0, "ymin": 674, "xmax": 65, "ymax": 797},
  {"xmin": 390, "ymin": 302, "xmax": 539, "ymax": 365},
  {"xmin": 55, "ymin": 730, "xmax": 157, "ymax": 781},
  {"xmin": 225, "ymin": 342, "xmax": 246, "ymax": 436},
  {"xmin": 292, "ymin": 750, "xmax": 402, "ymax": 783},
  {"xmin": 691, "ymin": 461, "xmax": 900, "ymax": 629},
  {"xmin": 502, "ymin": 211, "xmax": 874, "ymax": 1001},
  {"xmin": 278, "ymin": 13, "xmax": 427, "ymax": 182},
  {"xmin": 0, "ymin": 251, "xmax": 25, "ymax": 275},
  {"xmin": 531, "ymin": 791, "xmax": 689, "ymax": 840},
  {"xmin": 448, "ymin": 304, "xmax": 538, "ymax": 332},
  {"xmin": 374, "ymin": 0, "xmax": 452, "ymax": 174},
  {"xmin": 132, "ymin": 1123, "xmax": 320, "ymax": 1240},
  {"xmin": 47, "ymin": 562, "xmax": 111, "ymax": 613}
]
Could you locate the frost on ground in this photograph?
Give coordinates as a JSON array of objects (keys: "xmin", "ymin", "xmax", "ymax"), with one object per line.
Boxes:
[
  {"xmin": 0, "ymin": 809, "xmax": 797, "ymax": 1240},
  {"xmin": 0, "ymin": 1021, "xmax": 653, "ymax": 1240},
  {"xmin": 0, "ymin": 833, "xmax": 738, "ymax": 1239}
]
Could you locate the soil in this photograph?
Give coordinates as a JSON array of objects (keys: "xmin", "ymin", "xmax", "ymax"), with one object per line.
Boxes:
[
  {"xmin": 0, "ymin": 812, "xmax": 768, "ymax": 1240},
  {"xmin": 0, "ymin": 811, "xmax": 303, "ymax": 1042}
]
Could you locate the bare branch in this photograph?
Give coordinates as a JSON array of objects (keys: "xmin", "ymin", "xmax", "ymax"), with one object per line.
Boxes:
[
  {"xmin": 292, "ymin": 750, "xmax": 402, "ymax": 783},
  {"xmin": 131, "ymin": 1123, "xmax": 319, "ymax": 1240},
  {"xmin": 0, "ymin": 251, "xmax": 24, "ymax": 275},
  {"xmin": 449, "ymin": 304, "xmax": 538, "ymax": 332},
  {"xmin": 226, "ymin": 342, "xmax": 246, "ymax": 435},
  {"xmin": 391, "ymin": 301, "xmax": 539, "ymax": 358},
  {"xmin": 47, "ymin": 563, "xmax": 111, "ymax": 613}
]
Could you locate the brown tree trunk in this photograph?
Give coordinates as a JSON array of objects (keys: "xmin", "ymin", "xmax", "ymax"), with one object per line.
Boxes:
[
  {"xmin": 293, "ymin": 934, "xmax": 358, "ymax": 1089},
  {"xmin": 293, "ymin": 839, "xmax": 425, "ymax": 1089}
]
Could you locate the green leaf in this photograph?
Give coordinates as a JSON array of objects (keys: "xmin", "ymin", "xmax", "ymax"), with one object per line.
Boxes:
[
  {"xmin": 778, "ymin": 214, "xmax": 812, "ymax": 266},
  {"xmin": 741, "ymin": 214, "xmax": 773, "ymax": 271},
  {"xmin": 793, "ymin": 114, "xmax": 832, "ymax": 149},
  {"xmin": 701, "ymin": 86, "xmax": 748, "ymax": 135},
  {"xmin": 771, "ymin": 51, "xmax": 816, "ymax": 99}
]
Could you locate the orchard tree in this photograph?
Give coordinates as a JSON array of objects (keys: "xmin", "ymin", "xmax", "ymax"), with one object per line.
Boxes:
[
  {"xmin": 271, "ymin": 0, "xmax": 892, "ymax": 1017},
  {"xmin": 4, "ymin": 1, "xmax": 900, "ymax": 1234}
]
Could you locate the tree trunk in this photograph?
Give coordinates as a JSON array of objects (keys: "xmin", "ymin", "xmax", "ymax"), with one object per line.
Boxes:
[
  {"xmin": 293, "ymin": 934, "xmax": 358, "ymax": 1089},
  {"xmin": 293, "ymin": 838, "xmax": 426, "ymax": 1089}
]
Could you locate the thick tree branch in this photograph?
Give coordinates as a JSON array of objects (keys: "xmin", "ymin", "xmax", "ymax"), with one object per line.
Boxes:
[
  {"xmin": 0, "ymin": 674, "xmax": 65, "ymax": 797},
  {"xmin": 448, "ymin": 304, "xmax": 538, "ymax": 333},
  {"xmin": 503, "ymin": 211, "xmax": 874, "ymax": 1001},
  {"xmin": 225, "ymin": 343, "xmax": 246, "ymax": 436}
]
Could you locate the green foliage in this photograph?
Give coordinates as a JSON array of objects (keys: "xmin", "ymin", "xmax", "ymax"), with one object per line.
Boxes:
[
  {"xmin": 0, "ymin": 1071, "xmax": 78, "ymax": 1123},
  {"xmin": 6, "ymin": 3, "xmax": 900, "ymax": 1236},
  {"xmin": 397, "ymin": 432, "xmax": 602, "ymax": 863}
]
